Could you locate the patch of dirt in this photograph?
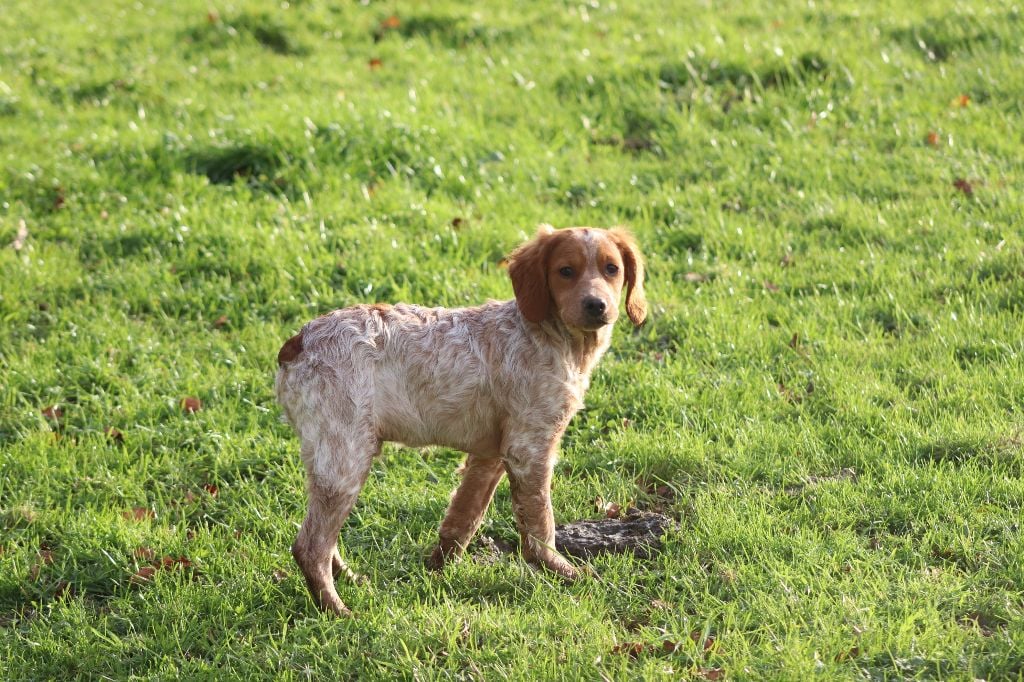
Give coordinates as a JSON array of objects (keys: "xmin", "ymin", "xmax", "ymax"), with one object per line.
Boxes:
[
  {"xmin": 556, "ymin": 511, "xmax": 673, "ymax": 559},
  {"xmin": 472, "ymin": 511, "xmax": 673, "ymax": 562}
]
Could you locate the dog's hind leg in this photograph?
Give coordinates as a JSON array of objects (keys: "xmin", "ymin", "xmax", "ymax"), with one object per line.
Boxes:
[{"xmin": 292, "ymin": 425, "xmax": 376, "ymax": 616}]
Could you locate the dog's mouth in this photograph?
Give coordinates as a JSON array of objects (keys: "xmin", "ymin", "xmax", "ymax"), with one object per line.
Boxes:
[{"xmin": 574, "ymin": 314, "xmax": 616, "ymax": 331}]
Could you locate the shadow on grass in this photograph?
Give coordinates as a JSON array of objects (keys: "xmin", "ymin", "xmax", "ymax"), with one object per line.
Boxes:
[
  {"xmin": 375, "ymin": 12, "xmax": 524, "ymax": 48},
  {"xmin": 182, "ymin": 12, "xmax": 310, "ymax": 56},
  {"xmin": 889, "ymin": 14, "xmax": 1005, "ymax": 62}
]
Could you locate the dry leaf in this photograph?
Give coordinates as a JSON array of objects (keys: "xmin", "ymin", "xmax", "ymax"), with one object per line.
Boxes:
[
  {"xmin": 380, "ymin": 15, "xmax": 400, "ymax": 29},
  {"xmin": 605, "ymin": 503, "xmax": 622, "ymax": 519},
  {"xmin": 206, "ymin": 10, "xmax": 220, "ymax": 23},
  {"xmin": 131, "ymin": 566, "xmax": 157, "ymax": 583},
  {"xmin": 698, "ymin": 667, "xmax": 724, "ymax": 680},
  {"xmin": 203, "ymin": 483, "xmax": 219, "ymax": 497},
  {"xmin": 926, "ymin": 131, "xmax": 941, "ymax": 147},
  {"xmin": 368, "ymin": 58, "xmax": 383, "ymax": 70},
  {"xmin": 124, "ymin": 507, "xmax": 154, "ymax": 521},
  {"xmin": 451, "ymin": 217, "xmax": 464, "ymax": 229},
  {"xmin": 181, "ymin": 397, "xmax": 202, "ymax": 413},
  {"xmin": 953, "ymin": 94, "xmax": 970, "ymax": 108},
  {"xmin": 835, "ymin": 646, "xmax": 860, "ymax": 662},
  {"xmin": 953, "ymin": 178, "xmax": 974, "ymax": 196},
  {"xmin": 104, "ymin": 427, "xmax": 124, "ymax": 443},
  {"xmin": 41, "ymin": 405, "xmax": 63, "ymax": 420},
  {"xmin": 612, "ymin": 642, "xmax": 645, "ymax": 659},
  {"xmin": 690, "ymin": 631, "xmax": 716, "ymax": 652},
  {"xmin": 213, "ymin": 315, "xmax": 229, "ymax": 329},
  {"xmin": 684, "ymin": 272, "xmax": 707, "ymax": 283}
]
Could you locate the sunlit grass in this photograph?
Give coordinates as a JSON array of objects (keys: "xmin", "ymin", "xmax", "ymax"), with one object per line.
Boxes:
[{"xmin": 1, "ymin": 0, "xmax": 1022, "ymax": 679}]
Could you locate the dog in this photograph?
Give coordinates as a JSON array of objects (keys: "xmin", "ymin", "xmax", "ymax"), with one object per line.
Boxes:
[{"xmin": 275, "ymin": 226, "xmax": 647, "ymax": 615}]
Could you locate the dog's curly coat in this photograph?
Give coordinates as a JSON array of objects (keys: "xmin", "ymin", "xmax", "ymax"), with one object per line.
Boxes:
[{"xmin": 276, "ymin": 226, "xmax": 646, "ymax": 615}]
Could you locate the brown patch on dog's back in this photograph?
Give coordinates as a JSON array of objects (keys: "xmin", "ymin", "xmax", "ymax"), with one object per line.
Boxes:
[{"xmin": 278, "ymin": 331, "xmax": 304, "ymax": 366}]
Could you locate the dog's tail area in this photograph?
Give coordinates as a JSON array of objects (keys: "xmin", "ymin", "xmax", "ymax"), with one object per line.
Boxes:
[{"xmin": 275, "ymin": 330, "xmax": 305, "ymax": 426}]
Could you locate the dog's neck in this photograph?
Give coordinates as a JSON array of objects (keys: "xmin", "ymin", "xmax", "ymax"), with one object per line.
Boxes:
[{"xmin": 533, "ymin": 315, "xmax": 613, "ymax": 379}]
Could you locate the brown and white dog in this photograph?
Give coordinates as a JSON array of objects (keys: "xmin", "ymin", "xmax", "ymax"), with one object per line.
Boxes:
[{"xmin": 275, "ymin": 226, "xmax": 646, "ymax": 615}]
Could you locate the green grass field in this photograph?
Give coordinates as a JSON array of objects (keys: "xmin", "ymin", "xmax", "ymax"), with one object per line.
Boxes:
[{"xmin": 2, "ymin": 0, "xmax": 1022, "ymax": 678}]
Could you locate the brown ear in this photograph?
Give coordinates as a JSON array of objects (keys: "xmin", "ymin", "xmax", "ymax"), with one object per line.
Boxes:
[
  {"xmin": 608, "ymin": 228, "xmax": 647, "ymax": 326},
  {"xmin": 507, "ymin": 228, "xmax": 554, "ymax": 323}
]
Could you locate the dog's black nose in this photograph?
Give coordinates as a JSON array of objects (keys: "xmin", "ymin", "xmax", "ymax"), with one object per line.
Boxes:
[{"xmin": 583, "ymin": 297, "xmax": 607, "ymax": 318}]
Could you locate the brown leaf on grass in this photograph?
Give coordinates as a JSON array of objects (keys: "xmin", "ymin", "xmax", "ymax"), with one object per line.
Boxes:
[
  {"xmin": 698, "ymin": 667, "xmax": 725, "ymax": 680},
  {"xmin": 953, "ymin": 94, "xmax": 970, "ymax": 108},
  {"xmin": 380, "ymin": 15, "xmax": 400, "ymax": 30},
  {"xmin": 690, "ymin": 631, "xmax": 717, "ymax": 653},
  {"xmin": 451, "ymin": 217, "xmax": 464, "ymax": 229},
  {"xmin": 213, "ymin": 315, "xmax": 229, "ymax": 329},
  {"xmin": 124, "ymin": 507, "xmax": 154, "ymax": 521},
  {"xmin": 53, "ymin": 189, "xmax": 65, "ymax": 210},
  {"xmin": 926, "ymin": 131, "xmax": 941, "ymax": 147},
  {"xmin": 41, "ymin": 405, "xmax": 63, "ymax": 420},
  {"xmin": 605, "ymin": 503, "xmax": 622, "ymax": 519},
  {"xmin": 134, "ymin": 547, "xmax": 156, "ymax": 561},
  {"xmin": 131, "ymin": 566, "xmax": 157, "ymax": 584},
  {"xmin": 655, "ymin": 484, "xmax": 675, "ymax": 500},
  {"xmin": 159, "ymin": 555, "xmax": 192, "ymax": 569},
  {"xmin": 789, "ymin": 333, "xmax": 800, "ymax": 349},
  {"xmin": 684, "ymin": 272, "xmax": 707, "ymax": 283},
  {"xmin": 203, "ymin": 483, "xmax": 219, "ymax": 497},
  {"xmin": 777, "ymin": 382, "xmax": 801, "ymax": 404},
  {"xmin": 181, "ymin": 397, "xmax": 202, "ymax": 413},
  {"xmin": 53, "ymin": 580, "xmax": 74, "ymax": 600},
  {"xmin": 953, "ymin": 178, "xmax": 974, "ymax": 196},
  {"xmin": 368, "ymin": 58, "xmax": 383, "ymax": 70},
  {"xmin": 11, "ymin": 219, "xmax": 28, "ymax": 251},
  {"xmin": 611, "ymin": 642, "xmax": 645, "ymax": 659},
  {"xmin": 206, "ymin": 10, "xmax": 220, "ymax": 24},
  {"xmin": 104, "ymin": 427, "xmax": 124, "ymax": 443},
  {"xmin": 763, "ymin": 280, "xmax": 780, "ymax": 293},
  {"xmin": 662, "ymin": 640, "xmax": 680, "ymax": 653},
  {"xmin": 835, "ymin": 646, "xmax": 861, "ymax": 662}
]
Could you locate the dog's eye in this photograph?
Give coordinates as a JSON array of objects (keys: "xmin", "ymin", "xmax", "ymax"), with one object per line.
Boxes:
[
  {"xmin": 605, "ymin": 263, "xmax": 620, "ymax": 276},
  {"xmin": 558, "ymin": 266, "xmax": 574, "ymax": 278}
]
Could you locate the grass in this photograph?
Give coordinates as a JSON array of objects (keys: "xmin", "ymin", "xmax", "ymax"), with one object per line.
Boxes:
[{"xmin": 1, "ymin": 0, "xmax": 1022, "ymax": 678}]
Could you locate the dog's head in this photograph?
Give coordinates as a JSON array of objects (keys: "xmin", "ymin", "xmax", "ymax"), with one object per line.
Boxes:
[{"xmin": 507, "ymin": 226, "xmax": 647, "ymax": 331}]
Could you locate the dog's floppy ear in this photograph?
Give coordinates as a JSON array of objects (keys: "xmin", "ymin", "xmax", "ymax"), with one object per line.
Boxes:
[
  {"xmin": 507, "ymin": 226, "xmax": 555, "ymax": 323},
  {"xmin": 608, "ymin": 228, "xmax": 647, "ymax": 326}
]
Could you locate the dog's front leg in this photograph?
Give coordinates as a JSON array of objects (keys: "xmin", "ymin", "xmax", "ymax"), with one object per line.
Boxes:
[
  {"xmin": 503, "ymin": 450, "xmax": 579, "ymax": 580},
  {"xmin": 427, "ymin": 454, "xmax": 506, "ymax": 569}
]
